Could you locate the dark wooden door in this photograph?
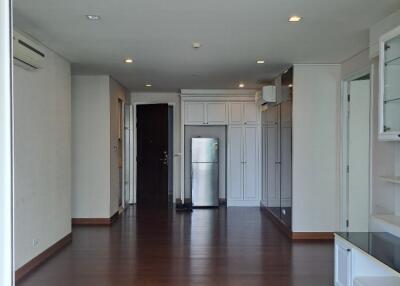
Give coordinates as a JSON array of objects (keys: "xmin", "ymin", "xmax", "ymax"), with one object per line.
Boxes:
[{"xmin": 137, "ymin": 104, "xmax": 169, "ymax": 207}]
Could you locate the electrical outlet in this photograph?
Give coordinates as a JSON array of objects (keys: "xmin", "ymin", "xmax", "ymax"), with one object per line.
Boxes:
[{"xmin": 32, "ymin": 239, "xmax": 38, "ymax": 247}]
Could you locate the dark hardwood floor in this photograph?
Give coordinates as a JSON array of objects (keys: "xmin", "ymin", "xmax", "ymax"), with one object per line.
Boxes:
[{"xmin": 17, "ymin": 206, "xmax": 333, "ymax": 286}]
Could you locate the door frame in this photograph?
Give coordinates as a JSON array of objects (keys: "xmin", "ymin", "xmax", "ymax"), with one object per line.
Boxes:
[
  {"xmin": 0, "ymin": 0, "xmax": 13, "ymax": 284},
  {"xmin": 340, "ymin": 66, "xmax": 373, "ymax": 231},
  {"xmin": 133, "ymin": 102, "xmax": 177, "ymax": 204}
]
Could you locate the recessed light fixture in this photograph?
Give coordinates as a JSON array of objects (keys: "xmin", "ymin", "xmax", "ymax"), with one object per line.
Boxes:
[
  {"xmin": 288, "ymin": 84, "xmax": 293, "ymax": 88},
  {"xmin": 192, "ymin": 42, "xmax": 201, "ymax": 49},
  {"xmin": 86, "ymin": 15, "xmax": 101, "ymax": 20},
  {"xmin": 256, "ymin": 60, "xmax": 265, "ymax": 64},
  {"xmin": 289, "ymin": 15, "xmax": 302, "ymax": 22},
  {"xmin": 239, "ymin": 83, "xmax": 245, "ymax": 88},
  {"xmin": 124, "ymin": 58, "xmax": 133, "ymax": 64},
  {"xmin": 145, "ymin": 84, "xmax": 152, "ymax": 87}
]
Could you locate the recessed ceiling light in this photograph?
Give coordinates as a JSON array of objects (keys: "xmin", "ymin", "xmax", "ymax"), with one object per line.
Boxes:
[
  {"xmin": 86, "ymin": 15, "xmax": 101, "ymax": 20},
  {"xmin": 124, "ymin": 58, "xmax": 133, "ymax": 64},
  {"xmin": 288, "ymin": 84, "xmax": 293, "ymax": 88},
  {"xmin": 192, "ymin": 42, "xmax": 201, "ymax": 49},
  {"xmin": 257, "ymin": 60, "xmax": 265, "ymax": 64},
  {"xmin": 145, "ymin": 84, "xmax": 152, "ymax": 87},
  {"xmin": 239, "ymin": 83, "xmax": 245, "ymax": 88},
  {"xmin": 289, "ymin": 15, "xmax": 302, "ymax": 22}
]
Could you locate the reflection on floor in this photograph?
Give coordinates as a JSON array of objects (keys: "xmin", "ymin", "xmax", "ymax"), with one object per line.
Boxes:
[{"xmin": 17, "ymin": 206, "xmax": 333, "ymax": 286}]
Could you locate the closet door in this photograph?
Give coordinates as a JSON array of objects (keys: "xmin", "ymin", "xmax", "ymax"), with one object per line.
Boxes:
[
  {"xmin": 206, "ymin": 102, "xmax": 228, "ymax": 125},
  {"xmin": 266, "ymin": 106, "xmax": 280, "ymax": 215},
  {"xmin": 229, "ymin": 102, "xmax": 243, "ymax": 125},
  {"xmin": 228, "ymin": 126, "xmax": 243, "ymax": 202},
  {"xmin": 243, "ymin": 126, "xmax": 258, "ymax": 201},
  {"xmin": 243, "ymin": 102, "xmax": 259, "ymax": 125},
  {"xmin": 185, "ymin": 102, "xmax": 205, "ymax": 125}
]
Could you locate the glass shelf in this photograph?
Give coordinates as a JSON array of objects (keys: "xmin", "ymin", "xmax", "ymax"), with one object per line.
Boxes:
[
  {"xmin": 384, "ymin": 97, "xmax": 400, "ymax": 103},
  {"xmin": 385, "ymin": 55, "xmax": 400, "ymax": 66}
]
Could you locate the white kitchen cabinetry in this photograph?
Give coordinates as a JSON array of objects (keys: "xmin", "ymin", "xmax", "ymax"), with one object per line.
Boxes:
[
  {"xmin": 335, "ymin": 238, "xmax": 352, "ymax": 286},
  {"xmin": 229, "ymin": 102, "xmax": 259, "ymax": 125},
  {"xmin": 184, "ymin": 102, "xmax": 228, "ymax": 125},
  {"xmin": 228, "ymin": 125, "xmax": 260, "ymax": 206}
]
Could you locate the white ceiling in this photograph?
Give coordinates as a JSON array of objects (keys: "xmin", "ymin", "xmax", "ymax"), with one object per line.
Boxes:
[{"xmin": 14, "ymin": 0, "xmax": 400, "ymax": 91}]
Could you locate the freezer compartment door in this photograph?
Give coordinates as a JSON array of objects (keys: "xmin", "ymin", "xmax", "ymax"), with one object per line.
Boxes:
[
  {"xmin": 191, "ymin": 163, "xmax": 219, "ymax": 207},
  {"xmin": 191, "ymin": 138, "xmax": 219, "ymax": 163}
]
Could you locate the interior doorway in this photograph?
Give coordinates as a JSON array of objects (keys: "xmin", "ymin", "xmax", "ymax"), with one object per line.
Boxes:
[
  {"xmin": 136, "ymin": 104, "xmax": 171, "ymax": 207},
  {"xmin": 341, "ymin": 72, "xmax": 371, "ymax": 232}
]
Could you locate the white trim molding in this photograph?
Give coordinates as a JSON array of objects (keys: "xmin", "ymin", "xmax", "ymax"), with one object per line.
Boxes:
[{"xmin": 0, "ymin": 0, "xmax": 13, "ymax": 284}]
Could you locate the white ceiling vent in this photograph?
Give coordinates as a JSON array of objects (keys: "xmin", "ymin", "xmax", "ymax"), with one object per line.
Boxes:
[{"xmin": 13, "ymin": 31, "xmax": 45, "ymax": 71}]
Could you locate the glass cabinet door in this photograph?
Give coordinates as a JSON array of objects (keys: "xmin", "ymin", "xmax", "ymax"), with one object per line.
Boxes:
[{"xmin": 380, "ymin": 27, "xmax": 400, "ymax": 140}]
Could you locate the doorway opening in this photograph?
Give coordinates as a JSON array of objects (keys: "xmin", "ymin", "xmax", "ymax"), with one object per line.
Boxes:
[
  {"xmin": 135, "ymin": 104, "xmax": 174, "ymax": 207},
  {"xmin": 341, "ymin": 72, "xmax": 371, "ymax": 231}
]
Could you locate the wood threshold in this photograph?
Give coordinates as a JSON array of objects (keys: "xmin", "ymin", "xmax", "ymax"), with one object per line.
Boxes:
[
  {"xmin": 291, "ymin": 232, "xmax": 334, "ymax": 240},
  {"xmin": 15, "ymin": 233, "xmax": 72, "ymax": 282},
  {"xmin": 72, "ymin": 211, "xmax": 120, "ymax": 226}
]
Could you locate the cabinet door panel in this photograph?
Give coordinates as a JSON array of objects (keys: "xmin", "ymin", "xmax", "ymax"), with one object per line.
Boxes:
[
  {"xmin": 267, "ymin": 125, "xmax": 279, "ymax": 208},
  {"xmin": 244, "ymin": 102, "xmax": 259, "ymax": 124},
  {"xmin": 206, "ymin": 102, "xmax": 228, "ymax": 124},
  {"xmin": 244, "ymin": 126, "xmax": 258, "ymax": 200},
  {"xmin": 229, "ymin": 103, "xmax": 243, "ymax": 125},
  {"xmin": 228, "ymin": 126, "xmax": 243, "ymax": 200},
  {"xmin": 335, "ymin": 240, "xmax": 352, "ymax": 286},
  {"xmin": 185, "ymin": 102, "xmax": 205, "ymax": 125}
]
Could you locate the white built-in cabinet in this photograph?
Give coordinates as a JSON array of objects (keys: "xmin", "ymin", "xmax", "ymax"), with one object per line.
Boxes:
[
  {"xmin": 335, "ymin": 238, "xmax": 352, "ymax": 286},
  {"xmin": 184, "ymin": 102, "xmax": 228, "ymax": 125},
  {"xmin": 227, "ymin": 125, "xmax": 259, "ymax": 205},
  {"xmin": 181, "ymin": 92, "xmax": 261, "ymax": 207},
  {"xmin": 229, "ymin": 102, "xmax": 259, "ymax": 125}
]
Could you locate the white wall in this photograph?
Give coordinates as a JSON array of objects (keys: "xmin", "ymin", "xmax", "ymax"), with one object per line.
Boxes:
[
  {"xmin": 130, "ymin": 92, "xmax": 181, "ymax": 201},
  {"xmin": 14, "ymin": 35, "xmax": 71, "ymax": 269},
  {"xmin": 292, "ymin": 64, "xmax": 341, "ymax": 232},
  {"xmin": 0, "ymin": 1, "xmax": 13, "ymax": 284},
  {"xmin": 72, "ymin": 75, "xmax": 111, "ymax": 218}
]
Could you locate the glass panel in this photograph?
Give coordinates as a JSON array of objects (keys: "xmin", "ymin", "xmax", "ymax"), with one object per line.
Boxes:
[{"xmin": 383, "ymin": 36, "xmax": 400, "ymax": 133}]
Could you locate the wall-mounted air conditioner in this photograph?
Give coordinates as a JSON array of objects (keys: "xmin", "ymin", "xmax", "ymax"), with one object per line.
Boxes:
[
  {"xmin": 255, "ymin": 86, "xmax": 276, "ymax": 105},
  {"xmin": 13, "ymin": 31, "xmax": 45, "ymax": 71}
]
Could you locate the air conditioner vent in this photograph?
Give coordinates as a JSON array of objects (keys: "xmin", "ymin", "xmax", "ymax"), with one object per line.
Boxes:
[{"xmin": 13, "ymin": 31, "xmax": 46, "ymax": 71}]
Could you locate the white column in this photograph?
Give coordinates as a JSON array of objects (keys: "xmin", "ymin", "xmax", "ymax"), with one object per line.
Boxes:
[{"xmin": 0, "ymin": 0, "xmax": 13, "ymax": 285}]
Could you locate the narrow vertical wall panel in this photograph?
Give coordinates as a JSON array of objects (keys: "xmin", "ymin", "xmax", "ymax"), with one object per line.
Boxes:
[
  {"xmin": 292, "ymin": 64, "xmax": 341, "ymax": 232},
  {"xmin": 0, "ymin": 0, "xmax": 13, "ymax": 284}
]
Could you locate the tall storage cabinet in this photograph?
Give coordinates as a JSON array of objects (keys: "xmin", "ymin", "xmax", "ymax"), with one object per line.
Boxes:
[
  {"xmin": 180, "ymin": 90, "xmax": 261, "ymax": 207},
  {"xmin": 228, "ymin": 124, "xmax": 260, "ymax": 206}
]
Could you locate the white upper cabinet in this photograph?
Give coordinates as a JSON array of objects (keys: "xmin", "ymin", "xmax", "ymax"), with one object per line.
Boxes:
[
  {"xmin": 184, "ymin": 102, "xmax": 228, "ymax": 125},
  {"xmin": 185, "ymin": 102, "xmax": 205, "ymax": 125},
  {"xmin": 379, "ymin": 25, "xmax": 400, "ymax": 140},
  {"xmin": 206, "ymin": 102, "xmax": 228, "ymax": 124},
  {"xmin": 229, "ymin": 102, "xmax": 259, "ymax": 125},
  {"xmin": 243, "ymin": 102, "xmax": 259, "ymax": 124},
  {"xmin": 229, "ymin": 103, "xmax": 243, "ymax": 125}
]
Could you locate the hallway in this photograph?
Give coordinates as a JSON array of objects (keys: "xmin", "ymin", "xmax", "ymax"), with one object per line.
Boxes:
[{"xmin": 17, "ymin": 207, "xmax": 333, "ymax": 286}]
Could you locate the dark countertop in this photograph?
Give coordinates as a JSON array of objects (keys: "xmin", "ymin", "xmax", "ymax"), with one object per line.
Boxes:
[{"xmin": 336, "ymin": 232, "xmax": 400, "ymax": 273}]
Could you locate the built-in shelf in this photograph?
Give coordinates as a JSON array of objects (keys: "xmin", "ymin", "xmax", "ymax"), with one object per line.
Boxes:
[
  {"xmin": 371, "ymin": 214, "xmax": 400, "ymax": 237},
  {"xmin": 379, "ymin": 176, "xmax": 400, "ymax": 184}
]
